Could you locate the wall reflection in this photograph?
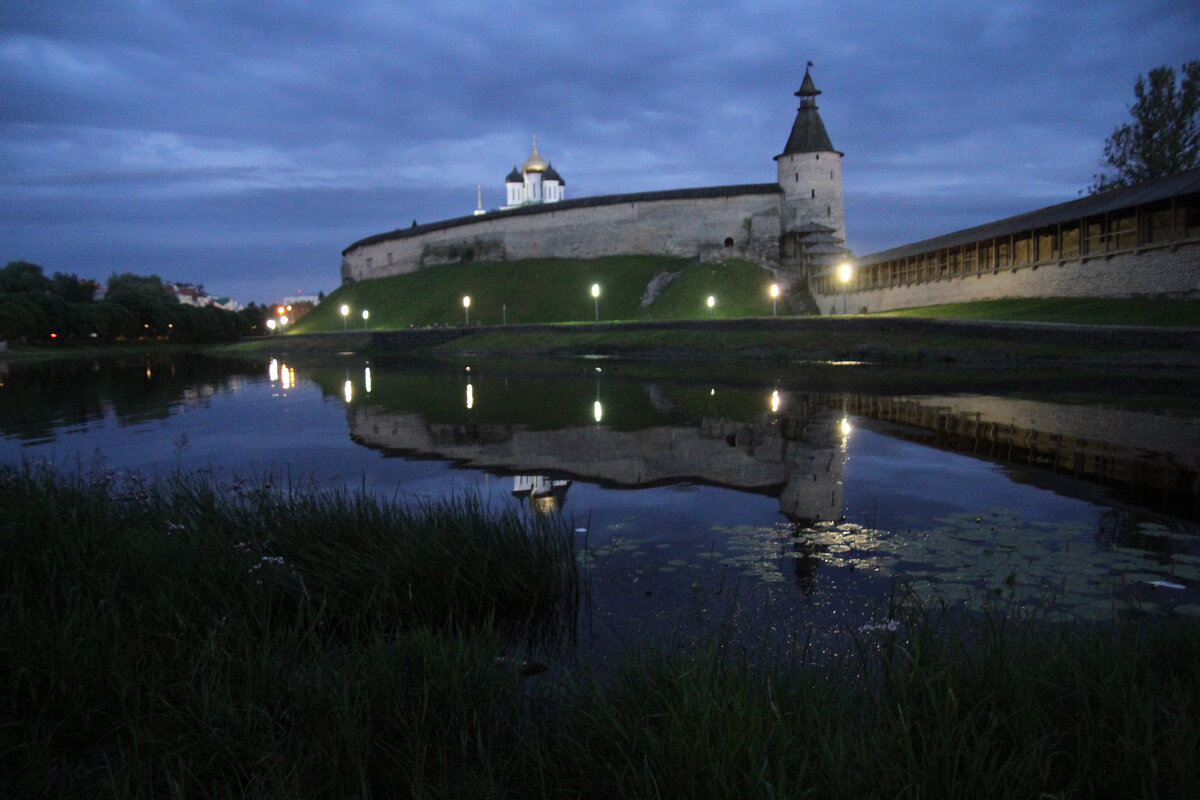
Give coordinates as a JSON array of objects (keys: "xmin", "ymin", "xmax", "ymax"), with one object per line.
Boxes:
[
  {"xmin": 347, "ymin": 389, "xmax": 847, "ymax": 523},
  {"xmin": 512, "ymin": 475, "xmax": 572, "ymax": 514},
  {"xmin": 331, "ymin": 363, "xmax": 1199, "ymax": 521}
]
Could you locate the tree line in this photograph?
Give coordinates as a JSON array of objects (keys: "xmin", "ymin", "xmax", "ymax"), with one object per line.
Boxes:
[{"xmin": 0, "ymin": 261, "xmax": 269, "ymax": 344}]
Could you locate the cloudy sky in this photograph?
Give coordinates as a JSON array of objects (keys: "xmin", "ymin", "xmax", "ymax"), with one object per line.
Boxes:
[{"xmin": 2, "ymin": 1, "xmax": 1197, "ymax": 303}]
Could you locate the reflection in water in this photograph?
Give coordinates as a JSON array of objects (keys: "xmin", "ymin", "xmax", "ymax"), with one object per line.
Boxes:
[
  {"xmin": 4, "ymin": 355, "xmax": 1200, "ymax": 652},
  {"xmin": 837, "ymin": 394, "xmax": 1200, "ymax": 517},
  {"xmin": 512, "ymin": 475, "xmax": 572, "ymax": 514},
  {"xmin": 350, "ymin": 390, "xmax": 846, "ymax": 522}
]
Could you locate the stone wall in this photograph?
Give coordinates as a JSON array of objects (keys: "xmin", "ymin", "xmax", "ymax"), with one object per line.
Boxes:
[
  {"xmin": 814, "ymin": 239, "xmax": 1200, "ymax": 314},
  {"xmin": 342, "ymin": 188, "xmax": 784, "ymax": 283}
]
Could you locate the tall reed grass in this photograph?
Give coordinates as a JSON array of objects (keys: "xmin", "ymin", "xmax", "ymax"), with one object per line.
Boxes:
[
  {"xmin": 0, "ymin": 463, "xmax": 573, "ymax": 797},
  {"xmin": 4, "ymin": 463, "xmax": 1198, "ymax": 798}
]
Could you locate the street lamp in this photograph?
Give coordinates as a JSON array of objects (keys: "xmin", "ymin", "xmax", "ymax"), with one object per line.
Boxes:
[
  {"xmin": 591, "ymin": 283, "xmax": 600, "ymax": 322},
  {"xmin": 339, "ymin": 303, "xmax": 350, "ymax": 330},
  {"xmin": 362, "ymin": 309, "xmax": 369, "ymax": 329},
  {"xmin": 706, "ymin": 295, "xmax": 716, "ymax": 316},
  {"xmin": 769, "ymin": 283, "xmax": 780, "ymax": 317},
  {"xmin": 266, "ymin": 319, "xmax": 277, "ymax": 334},
  {"xmin": 837, "ymin": 262, "xmax": 853, "ymax": 314},
  {"xmin": 462, "ymin": 295, "xmax": 471, "ymax": 325}
]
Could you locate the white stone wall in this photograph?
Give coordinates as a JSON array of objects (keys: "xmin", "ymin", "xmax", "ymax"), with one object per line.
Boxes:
[
  {"xmin": 813, "ymin": 240, "xmax": 1200, "ymax": 314},
  {"xmin": 343, "ymin": 191, "xmax": 784, "ymax": 283},
  {"xmin": 776, "ymin": 151, "xmax": 845, "ymax": 242}
]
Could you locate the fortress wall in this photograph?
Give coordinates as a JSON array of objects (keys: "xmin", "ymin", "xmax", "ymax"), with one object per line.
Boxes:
[
  {"xmin": 812, "ymin": 240, "xmax": 1200, "ymax": 314},
  {"xmin": 342, "ymin": 192, "xmax": 783, "ymax": 283}
]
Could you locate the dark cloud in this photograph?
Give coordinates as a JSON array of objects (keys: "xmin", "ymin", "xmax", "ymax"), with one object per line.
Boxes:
[{"xmin": 2, "ymin": 0, "xmax": 1198, "ymax": 301}]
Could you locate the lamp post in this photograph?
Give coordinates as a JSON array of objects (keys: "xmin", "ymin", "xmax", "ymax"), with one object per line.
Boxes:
[
  {"xmin": 837, "ymin": 262, "xmax": 853, "ymax": 315},
  {"xmin": 462, "ymin": 295, "xmax": 471, "ymax": 325},
  {"xmin": 591, "ymin": 283, "xmax": 600, "ymax": 322},
  {"xmin": 339, "ymin": 304, "xmax": 349, "ymax": 330},
  {"xmin": 706, "ymin": 295, "xmax": 715, "ymax": 317},
  {"xmin": 361, "ymin": 309, "xmax": 369, "ymax": 329},
  {"xmin": 769, "ymin": 283, "xmax": 780, "ymax": 317},
  {"xmin": 266, "ymin": 319, "xmax": 276, "ymax": 334}
]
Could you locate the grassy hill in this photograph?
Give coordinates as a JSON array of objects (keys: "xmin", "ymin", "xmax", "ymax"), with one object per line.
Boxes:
[{"xmin": 289, "ymin": 257, "xmax": 782, "ymax": 333}]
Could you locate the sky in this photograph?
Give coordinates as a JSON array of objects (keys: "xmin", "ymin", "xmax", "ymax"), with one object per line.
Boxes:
[{"xmin": 2, "ymin": 1, "xmax": 1197, "ymax": 305}]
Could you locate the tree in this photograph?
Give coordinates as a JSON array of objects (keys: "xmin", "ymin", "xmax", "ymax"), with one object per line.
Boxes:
[
  {"xmin": 49, "ymin": 272, "xmax": 100, "ymax": 303},
  {"xmin": 1092, "ymin": 61, "xmax": 1200, "ymax": 193},
  {"xmin": 105, "ymin": 272, "xmax": 177, "ymax": 335},
  {"xmin": 0, "ymin": 261, "xmax": 51, "ymax": 294}
]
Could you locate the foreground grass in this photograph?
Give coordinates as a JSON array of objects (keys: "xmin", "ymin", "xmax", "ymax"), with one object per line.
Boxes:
[
  {"xmin": 4, "ymin": 464, "xmax": 1199, "ymax": 798},
  {"xmin": 879, "ymin": 297, "xmax": 1200, "ymax": 326},
  {"xmin": 0, "ymin": 464, "xmax": 575, "ymax": 797}
]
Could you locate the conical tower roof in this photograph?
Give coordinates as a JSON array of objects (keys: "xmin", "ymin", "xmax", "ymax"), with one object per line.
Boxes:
[{"xmin": 776, "ymin": 65, "xmax": 840, "ymax": 158}]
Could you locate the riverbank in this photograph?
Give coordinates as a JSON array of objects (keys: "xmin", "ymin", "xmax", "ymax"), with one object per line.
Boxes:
[
  {"xmin": 219, "ymin": 315, "xmax": 1200, "ymax": 368},
  {"xmin": 4, "ymin": 463, "xmax": 1198, "ymax": 798},
  {"xmin": 0, "ymin": 340, "xmax": 213, "ymax": 363}
]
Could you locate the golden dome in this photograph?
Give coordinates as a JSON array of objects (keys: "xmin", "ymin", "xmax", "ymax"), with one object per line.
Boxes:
[{"xmin": 521, "ymin": 137, "xmax": 548, "ymax": 173}]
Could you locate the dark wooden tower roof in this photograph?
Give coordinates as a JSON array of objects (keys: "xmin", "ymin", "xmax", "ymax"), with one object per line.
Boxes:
[{"xmin": 777, "ymin": 65, "xmax": 840, "ymax": 158}]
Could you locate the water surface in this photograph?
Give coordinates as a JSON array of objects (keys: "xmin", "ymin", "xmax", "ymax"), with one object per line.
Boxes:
[{"xmin": 3, "ymin": 353, "xmax": 1197, "ymax": 661}]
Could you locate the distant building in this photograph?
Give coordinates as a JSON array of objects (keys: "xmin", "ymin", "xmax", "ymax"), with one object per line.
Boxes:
[
  {"xmin": 280, "ymin": 295, "xmax": 320, "ymax": 306},
  {"xmin": 166, "ymin": 282, "xmax": 243, "ymax": 311},
  {"xmin": 501, "ymin": 138, "xmax": 566, "ymax": 209}
]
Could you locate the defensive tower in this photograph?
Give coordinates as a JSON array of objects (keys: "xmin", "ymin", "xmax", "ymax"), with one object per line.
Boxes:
[{"xmin": 774, "ymin": 65, "xmax": 849, "ymax": 280}]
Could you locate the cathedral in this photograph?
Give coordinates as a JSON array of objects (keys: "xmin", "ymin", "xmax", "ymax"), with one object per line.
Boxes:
[{"xmin": 501, "ymin": 138, "xmax": 566, "ymax": 209}]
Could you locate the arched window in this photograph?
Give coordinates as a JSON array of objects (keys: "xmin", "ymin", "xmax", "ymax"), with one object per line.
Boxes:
[{"xmin": 723, "ymin": 237, "xmax": 734, "ymax": 248}]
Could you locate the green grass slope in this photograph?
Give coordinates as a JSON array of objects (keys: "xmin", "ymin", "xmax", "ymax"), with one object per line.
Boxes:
[{"xmin": 289, "ymin": 257, "xmax": 780, "ymax": 333}]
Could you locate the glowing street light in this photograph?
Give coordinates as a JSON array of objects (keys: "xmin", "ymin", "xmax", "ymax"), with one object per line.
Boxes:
[
  {"xmin": 279, "ymin": 315, "xmax": 288, "ymax": 327},
  {"xmin": 462, "ymin": 295, "xmax": 471, "ymax": 325},
  {"xmin": 591, "ymin": 283, "xmax": 601, "ymax": 322},
  {"xmin": 361, "ymin": 309, "xmax": 369, "ymax": 329},
  {"xmin": 339, "ymin": 303, "xmax": 350, "ymax": 330},
  {"xmin": 706, "ymin": 295, "xmax": 716, "ymax": 316},
  {"xmin": 266, "ymin": 319, "xmax": 277, "ymax": 333},
  {"xmin": 769, "ymin": 283, "xmax": 780, "ymax": 317},
  {"xmin": 837, "ymin": 262, "xmax": 853, "ymax": 315}
]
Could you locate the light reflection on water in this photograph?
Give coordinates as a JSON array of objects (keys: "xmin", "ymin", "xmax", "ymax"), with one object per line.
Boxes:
[{"xmin": 1, "ymin": 353, "xmax": 1198, "ymax": 660}]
